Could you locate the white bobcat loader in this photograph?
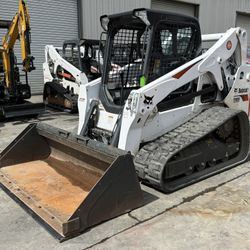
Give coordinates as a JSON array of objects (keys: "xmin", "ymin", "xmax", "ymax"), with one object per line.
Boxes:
[
  {"xmin": 77, "ymin": 9, "xmax": 250, "ymax": 190},
  {"xmin": 1, "ymin": 9, "xmax": 250, "ymax": 240},
  {"xmin": 43, "ymin": 39, "xmax": 102, "ymax": 112}
]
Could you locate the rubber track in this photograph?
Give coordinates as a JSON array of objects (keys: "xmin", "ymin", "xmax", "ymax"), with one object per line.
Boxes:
[{"xmin": 134, "ymin": 106, "xmax": 241, "ymax": 190}]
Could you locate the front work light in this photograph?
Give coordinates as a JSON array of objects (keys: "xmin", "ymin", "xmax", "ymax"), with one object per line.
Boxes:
[{"xmin": 100, "ymin": 15, "xmax": 109, "ymax": 31}]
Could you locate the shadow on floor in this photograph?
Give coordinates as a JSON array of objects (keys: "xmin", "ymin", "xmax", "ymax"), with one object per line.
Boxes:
[{"xmin": 141, "ymin": 189, "xmax": 159, "ymax": 206}]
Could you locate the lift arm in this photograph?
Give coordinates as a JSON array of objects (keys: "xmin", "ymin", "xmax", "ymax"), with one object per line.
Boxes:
[
  {"xmin": 1, "ymin": 0, "xmax": 35, "ymax": 88},
  {"xmin": 118, "ymin": 28, "xmax": 248, "ymax": 153}
]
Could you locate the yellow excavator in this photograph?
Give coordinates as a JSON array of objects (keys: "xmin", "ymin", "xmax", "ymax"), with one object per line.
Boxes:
[{"xmin": 0, "ymin": 0, "xmax": 44, "ymax": 120}]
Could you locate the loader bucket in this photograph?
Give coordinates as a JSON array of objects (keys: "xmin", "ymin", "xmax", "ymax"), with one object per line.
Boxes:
[{"xmin": 0, "ymin": 123, "xmax": 143, "ymax": 240}]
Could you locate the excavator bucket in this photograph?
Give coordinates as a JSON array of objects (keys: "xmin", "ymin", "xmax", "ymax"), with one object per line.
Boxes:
[
  {"xmin": 0, "ymin": 102, "xmax": 45, "ymax": 120},
  {"xmin": 0, "ymin": 123, "xmax": 143, "ymax": 241}
]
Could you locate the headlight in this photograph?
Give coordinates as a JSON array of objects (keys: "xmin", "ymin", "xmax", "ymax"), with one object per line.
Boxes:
[
  {"xmin": 126, "ymin": 93, "xmax": 139, "ymax": 113},
  {"xmin": 100, "ymin": 15, "xmax": 109, "ymax": 31},
  {"xmin": 131, "ymin": 93, "xmax": 139, "ymax": 113},
  {"xmin": 133, "ymin": 9, "xmax": 150, "ymax": 26},
  {"xmin": 127, "ymin": 94, "xmax": 133, "ymax": 110}
]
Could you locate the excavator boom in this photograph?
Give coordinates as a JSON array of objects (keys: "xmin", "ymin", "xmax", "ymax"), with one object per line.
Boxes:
[{"xmin": 2, "ymin": 0, "xmax": 35, "ymax": 87}]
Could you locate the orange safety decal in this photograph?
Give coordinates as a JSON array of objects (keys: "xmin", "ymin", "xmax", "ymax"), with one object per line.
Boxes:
[
  {"xmin": 57, "ymin": 72, "xmax": 75, "ymax": 80},
  {"xmin": 173, "ymin": 60, "xmax": 201, "ymax": 79}
]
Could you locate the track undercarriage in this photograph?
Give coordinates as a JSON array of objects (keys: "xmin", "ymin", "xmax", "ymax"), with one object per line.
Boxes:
[
  {"xmin": 43, "ymin": 81, "xmax": 78, "ymax": 112},
  {"xmin": 135, "ymin": 106, "xmax": 249, "ymax": 192}
]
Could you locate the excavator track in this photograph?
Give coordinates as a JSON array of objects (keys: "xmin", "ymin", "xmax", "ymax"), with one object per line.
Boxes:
[
  {"xmin": 43, "ymin": 81, "xmax": 78, "ymax": 113},
  {"xmin": 135, "ymin": 106, "xmax": 249, "ymax": 192}
]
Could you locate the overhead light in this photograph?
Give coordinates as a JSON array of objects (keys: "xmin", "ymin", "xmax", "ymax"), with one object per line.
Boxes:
[
  {"xmin": 100, "ymin": 15, "xmax": 109, "ymax": 31},
  {"xmin": 133, "ymin": 9, "xmax": 150, "ymax": 26}
]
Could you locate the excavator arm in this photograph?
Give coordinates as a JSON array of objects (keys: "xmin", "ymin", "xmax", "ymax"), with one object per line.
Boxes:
[
  {"xmin": 18, "ymin": 0, "xmax": 35, "ymax": 72},
  {"xmin": 1, "ymin": 0, "xmax": 35, "ymax": 88}
]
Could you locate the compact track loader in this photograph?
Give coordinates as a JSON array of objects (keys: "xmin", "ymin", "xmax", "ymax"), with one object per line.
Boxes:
[
  {"xmin": 76, "ymin": 9, "xmax": 250, "ymax": 192},
  {"xmin": 43, "ymin": 39, "xmax": 102, "ymax": 112},
  {"xmin": 1, "ymin": 8, "xmax": 250, "ymax": 240}
]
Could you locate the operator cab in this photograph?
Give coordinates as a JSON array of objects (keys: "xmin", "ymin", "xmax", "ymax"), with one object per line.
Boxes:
[
  {"xmin": 62, "ymin": 39, "xmax": 103, "ymax": 81},
  {"xmin": 99, "ymin": 8, "xmax": 201, "ymax": 113}
]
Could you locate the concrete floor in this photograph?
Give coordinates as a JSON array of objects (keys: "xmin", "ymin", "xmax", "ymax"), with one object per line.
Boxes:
[{"xmin": 1, "ymin": 98, "xmax": 250, "ymax": 250}]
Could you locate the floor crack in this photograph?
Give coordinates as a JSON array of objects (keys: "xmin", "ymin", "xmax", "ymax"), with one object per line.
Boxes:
[
  {"xmin": 83, "ymin": 169, "xmax": 250, "ymax": 250},
  {"xmin": 182, "ymin": 169, "xmax": 250, "ymax": 204},
  {"xmin": 128, "ymin": 212, "xmax": 141, "ymax": 223}
]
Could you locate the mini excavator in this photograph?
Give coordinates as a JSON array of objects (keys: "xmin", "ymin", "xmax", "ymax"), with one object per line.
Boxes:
[{"xmin": 0, "ymin": 0, "xmax": 44, "ymax": 120}]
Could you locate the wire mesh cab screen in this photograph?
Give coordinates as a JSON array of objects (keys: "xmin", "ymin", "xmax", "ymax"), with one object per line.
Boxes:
[
  {"xmin": 103, "ymin": 16, "xmax": 200, "ymax": 108},
  {"xmin": 63, "ymin": 43, "xmax": 81, "ymax": 69},
  {"xmin": 63, "ymin": 41, "xmax": 102, "ymax": 81},
  {"xmin": 106, "ymin": 27, "xmax": 148, "ymax": 105},
  {"xmin": 148, "ymin": 22, "xmax": 199, "ymax": 82}
]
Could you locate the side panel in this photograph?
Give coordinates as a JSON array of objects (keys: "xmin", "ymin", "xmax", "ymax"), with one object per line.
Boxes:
[
  {"xmin": 77, "ymin": 78, "xmax": 101, "ymax": 134},
  {"xmin": 225, "ymin": 65, "xmax": 250, "ymax": 115}
]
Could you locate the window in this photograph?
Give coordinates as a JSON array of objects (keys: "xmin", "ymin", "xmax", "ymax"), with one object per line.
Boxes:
[
  {"xmin": 107, "ymin": 28, "xmax": 149, "ymax": 89},
  {"xmin": 148, "ymin": 22, "xmax": 196, "ymax": 82},
  {"xmin": 177, "ymin": 27, "xmax": 192, "ymax": 54},
  {"xmin": 161, "ymin": 30, "xmax": 173, "ymax": 55}
]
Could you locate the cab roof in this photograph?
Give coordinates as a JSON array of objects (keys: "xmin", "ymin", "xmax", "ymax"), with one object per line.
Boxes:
[{"xmin": 101, "ymin": 8, "xmax": 200, "ymax": 30}]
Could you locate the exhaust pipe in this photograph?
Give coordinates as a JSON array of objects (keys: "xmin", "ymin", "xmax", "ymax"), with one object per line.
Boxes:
[{"xmin": 0, "ymin": 123, "xmax": 143, "ymax": 240}]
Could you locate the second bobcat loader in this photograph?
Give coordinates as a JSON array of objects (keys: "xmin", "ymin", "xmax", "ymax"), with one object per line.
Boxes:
[
  {"xmin": 43, "ymin": 39, "xmax": 102, "ymax": 112},
  {"xmin": 1, "ymin": 8, "xmax": 250, "ymax": 240}
]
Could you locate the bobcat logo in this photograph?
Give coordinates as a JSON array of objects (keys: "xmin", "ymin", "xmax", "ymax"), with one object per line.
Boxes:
[{"xmin": 144, "ymin": 95, "xmax": 154, "ymax": 105}]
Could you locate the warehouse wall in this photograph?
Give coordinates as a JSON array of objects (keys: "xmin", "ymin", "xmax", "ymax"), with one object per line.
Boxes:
[
  {"xmin": 79, "ymin": 0, "xmax": 151, "ymax": 39},
  {"xmin": 170, "ymin": 0, "xmax": 250, "ymax": 34},
  {"xmin": 79, "ymin": 0, "xmax": 250, "ymax": 40},
  {"xmin": 152, "ymin": 0, "xmax": 198, "ymax": 17}
]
